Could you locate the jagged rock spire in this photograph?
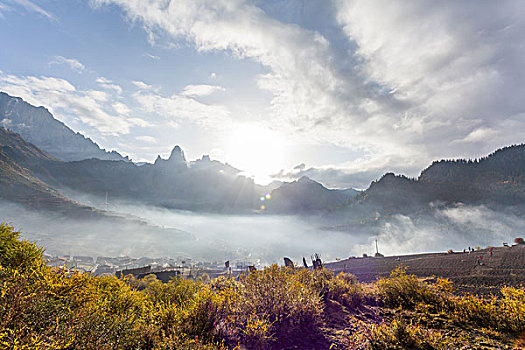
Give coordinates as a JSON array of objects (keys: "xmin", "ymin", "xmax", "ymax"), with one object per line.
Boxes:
[
  {"xmin": 168, "ymin": 145, "xmax": 186, "ymax": 163},
  {"xmin": 154, "ymin": 145, "xmax": 187, "ymax": 167}
]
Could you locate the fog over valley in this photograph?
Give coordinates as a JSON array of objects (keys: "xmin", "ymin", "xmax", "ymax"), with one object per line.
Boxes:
[
  {"xmin": 1, "ymin": 0, "xmax": 524, "ymax": 270},
  {"xmin": 2, "ymin": 194, "xmax": 523, "ymax": 266}
]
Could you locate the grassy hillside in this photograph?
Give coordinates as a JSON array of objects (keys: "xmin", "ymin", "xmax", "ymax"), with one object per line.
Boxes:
[{"xmin": 1, "ymin": 223, "xmax": 524, "ymax": 349}]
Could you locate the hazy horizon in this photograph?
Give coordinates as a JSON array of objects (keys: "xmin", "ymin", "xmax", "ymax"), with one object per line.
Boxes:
[{"xmin": 2, "ymin": 195, "xmax": 521, "ymax": 265}]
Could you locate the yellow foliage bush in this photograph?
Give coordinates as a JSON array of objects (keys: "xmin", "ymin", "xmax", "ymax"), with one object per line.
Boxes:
[{"xmin": 1, "ymin": 223, "xmax": 525, "ymax": 349}]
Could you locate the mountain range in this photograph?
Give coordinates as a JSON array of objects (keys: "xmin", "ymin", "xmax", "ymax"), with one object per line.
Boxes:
[
  {"xmin": 351, "ymin": 145, "xmax": 525, "ymax": 216},
  {"xmin": 0, "ymin": 91, "xmax": 524, "ymax": 221}
]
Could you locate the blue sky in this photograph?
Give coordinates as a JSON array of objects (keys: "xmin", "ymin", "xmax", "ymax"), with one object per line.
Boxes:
[{"xmin": 1, "ymin": 0, "xmax": 524, "ymax": 187}]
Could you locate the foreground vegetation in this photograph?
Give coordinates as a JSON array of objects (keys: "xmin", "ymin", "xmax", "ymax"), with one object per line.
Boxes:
[{"xmin": 1, "ymin": 223, "xmax": 524, "ymax": 349}]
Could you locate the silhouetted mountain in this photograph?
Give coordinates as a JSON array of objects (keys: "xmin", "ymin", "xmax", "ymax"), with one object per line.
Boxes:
[
  {"xmin": 346, "ymin": 144, "xmax": 525, "ymax": 218},
  {"xmin": 0, "ymin": 92, "xmax": 128, "ymax": 162},
  {"xmin": 0, "ymin": 127, "xmax": 196, "ymax": 241},
  {"xmin": 0, "ymin": 129, "xmax": 264, "ymax": 212},
  {"xmin": 3, "ymin": 100, "xmax": 523, "ymax": 219},
  {"xmin": 58, "ymin": 149, "xmax": 260, "ymax": 211},
  {"xmin": 266, "ymin": 176, "xmax": 359, "ymax": 213}
]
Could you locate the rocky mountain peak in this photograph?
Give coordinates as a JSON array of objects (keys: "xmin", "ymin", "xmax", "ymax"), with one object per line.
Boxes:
[
  {"xmin": 154, "ymin": 145, "xmax": 187, "ymax": 168},
  {"xmin": 297, "ymin": 176, "xmax": 314, "ymax": 184},
  {"xmin": 0, "ymin": 92, "xmax": 129, "ymax": 162},
  {"xmin": 168, "ymin": 145, "xmax": 186, "ymax": 163}
]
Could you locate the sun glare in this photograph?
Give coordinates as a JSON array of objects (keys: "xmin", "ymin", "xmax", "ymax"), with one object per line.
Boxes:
[{"xmin": 224, "ymin": 124, "xmax": 288, "ymax": 184}]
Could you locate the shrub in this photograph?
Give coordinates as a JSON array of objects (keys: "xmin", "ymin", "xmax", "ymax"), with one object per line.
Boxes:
[
  {"xmin": 0, "ymin": 223, "xmax": 43, "ymax": 272},
  {"xmin": 0, "ymin": 224, "xmax": 224, "ymax": 349},
  {"xmin": 499, "ymin": 286, "xmax": 525, "ymax": 332},
  {"xmin": 302, "ymin": 269, "xmax": 364, "ymax": 309},
  {"xmin": 145, "ymin": 277, "xmax": 225, "ymax": 343},
  {"xmin": 376, "ymin": 267, "xmax": 445, "ymax": 310},
  {"xmin": 210, "ymin": 275, "xmax": 242, "ymax": 292},
  {"xmin": 228, "ymin": 265, "xmax": 324, "ymax": 348},
  {"xmin": 2, "ymin": 223, "xmax": 524, "ymax": 349},
  {"xmin": 366, "ymin": 318, "xmax": 455, "ymax": 350},
  {"xmin": 451, "ymin": 286, "xmax": 525, "ymax": 333}
]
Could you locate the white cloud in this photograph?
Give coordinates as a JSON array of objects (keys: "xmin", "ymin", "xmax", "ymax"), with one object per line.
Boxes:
[
  {"xmin": 95, "ymin": 77, "xmax": 122, "ymax": 94},
  {"xmin": 144, "ymin": 53, "xmax": 160, "ymax": 60},
  {"xmin": 128, "ymin": 117, "xmax": 152, "ymax": 128},
  {"xmin": 49, "ymin": 56, "xmax": 85, "ymax": 73},
  {"xmin": 135, "ymin": 135, "xmax": 157, "ymax": 144},
  {"xmin": 90, "ymin": 0, "xmax": 345, "ymax": 130},
  {"xmin": 132, "ymin": 80, "xmax": 155, "ymax": 90},
  {"xmin": 3, "ymin": 0, "xmax": 54, "ymax": 20},
  {"xmin": 0, "ymin": 3, "xmax": 11, "ymax": 18},
  {"xmin": 335, "ymin": 0, "xmax": 525, "ymax": 155},
  {"xmin": 133, "ymin": 90, "xmax": 231, "ymax": 129},
  {"xmin": 88, "ymin": 0, "xmax": 425, "ymax": 178},
  {"xmin": 0, "ymin": 71, "xmax": 144, "ymax": 135},
  {"xmin": 181, "ymin": 84, "xmax": 225, "ymax": 97},
  {"xmin": 112, "ymin": 101, "xmax": 130, "ymax": 115},
  {"xmin": 91, "ymin": 0, "xmax": 525, "ymax": 184},
  {"xmin": 458, "ymin": 127, "xmax": 497, "ymax": 144}
]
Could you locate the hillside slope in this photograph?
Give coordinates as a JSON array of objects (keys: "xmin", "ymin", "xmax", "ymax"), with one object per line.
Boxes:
[{"xmin": 0, "ymin": 131, "xmax": 98, "ymax": 215}]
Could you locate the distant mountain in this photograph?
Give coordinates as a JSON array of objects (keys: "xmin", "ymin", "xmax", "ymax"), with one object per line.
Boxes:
[
  {"xmin": 3, "ymin": 92, "xmax": 522, "ymax": 219},
  {"xmin": 0, "ymin": 128, "xmax": 265, "ymax": 212},
  {"xmin": 0, "ymin": 92, "xmax": 129, "ymax": 162},
  {"xmin": 0, "ymin": 127, "xmax": 100, "ymax": 215},
  {"xmin": 346, "ymin": 144, "xmax": 525, "ymax": 218},
  {"xmin": 265, "ymin": 176, "xmax": 359, "ymax": 213},
  {"xmin": 0, "ymin": 127, "xmax": 195, "ymax": 242}
]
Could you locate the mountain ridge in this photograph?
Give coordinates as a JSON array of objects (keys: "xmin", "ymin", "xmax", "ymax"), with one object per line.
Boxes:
[
  {"xmin": 344, "ymin": 144, "xmax": 525, "ymax": 219},
  {"xmin": 0, "ymin": 92, "xmax": 129, "ymax": 162}
]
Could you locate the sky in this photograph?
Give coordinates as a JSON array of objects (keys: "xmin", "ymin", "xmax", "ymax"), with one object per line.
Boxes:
[{"xmin": 0, "ymin": 0, "xmax": 524, "ymax": 188}]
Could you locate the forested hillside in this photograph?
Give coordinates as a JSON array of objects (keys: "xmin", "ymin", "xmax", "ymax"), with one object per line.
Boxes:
[{"xmin": 348, "ymin": 144, "xmax": 525, "ymax": 217}]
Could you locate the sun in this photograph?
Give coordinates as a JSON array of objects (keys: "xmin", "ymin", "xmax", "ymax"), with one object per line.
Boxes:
[{"xmin": 224, "ymin": 124, "xmax": 288, "ymax": 184}]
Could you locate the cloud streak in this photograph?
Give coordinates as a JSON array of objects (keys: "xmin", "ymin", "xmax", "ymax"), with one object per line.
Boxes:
[
  {"xmin": 2, "ymin": 0, "xmax": 54, "ymax": 20},
  {"xmin": 181, "ymin": 84, "xmax": 225, "ymax": 97},
  {"xmin": 49, "ymin": 56, "xmax": 86, "ymax": 73}
]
